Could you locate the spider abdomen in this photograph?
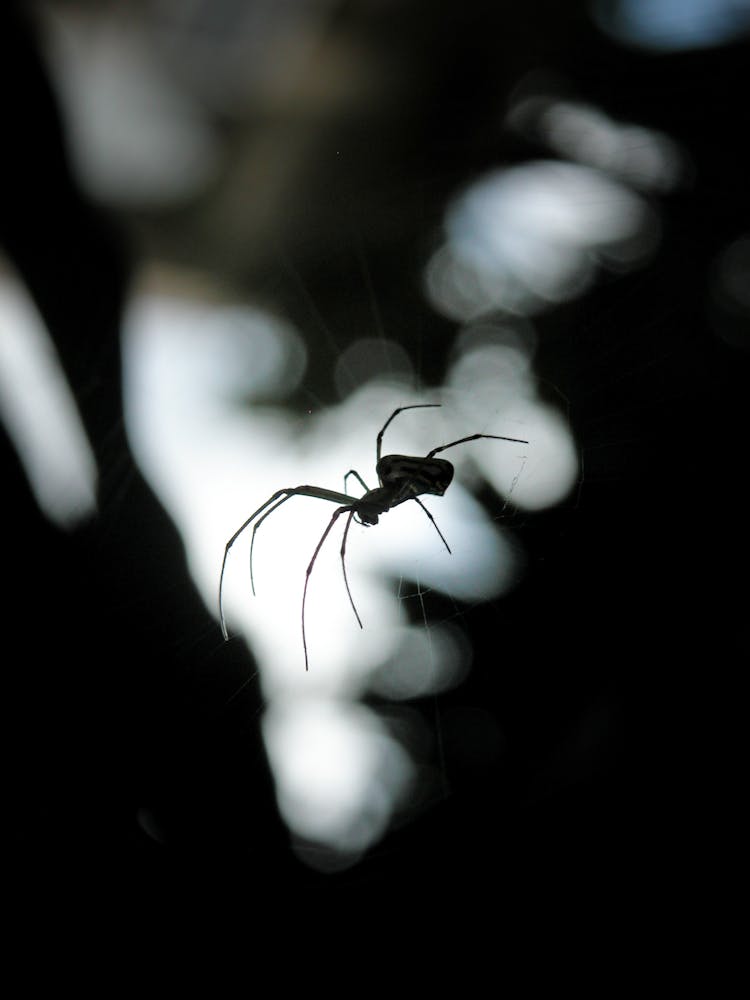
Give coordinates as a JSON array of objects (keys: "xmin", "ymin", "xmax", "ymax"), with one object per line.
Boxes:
[{"xmin": 376, "ymin": 454, "xmax": 454, "ymax": 497}]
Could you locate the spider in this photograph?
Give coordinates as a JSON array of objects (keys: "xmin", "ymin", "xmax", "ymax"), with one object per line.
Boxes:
[{"xmin": 219, "ymin": 404, "xmax": 528, "ymax": 669}]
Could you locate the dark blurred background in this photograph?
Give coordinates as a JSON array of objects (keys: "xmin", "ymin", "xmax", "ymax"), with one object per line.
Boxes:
[{"xmin": 1, "ymin": 0, "xmax": 746, "ymax": 930}]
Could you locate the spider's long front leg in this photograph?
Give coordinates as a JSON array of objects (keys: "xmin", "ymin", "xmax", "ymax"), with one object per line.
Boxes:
[
  {"xmin": 301, "ymin": 505, "xmax": 354, "ymax": 671},
  {"xmin": 249, "ymin": 495, "xmax": 297, "ymax": 596},
  {"xmin": 376, "ymin": 403, "xmax": 441, "ymax": 463},
  {"xmin": 219, "ymin": 484, "xmax": 353, "ymax": 640},
  {"xmin": 339, "ymin": 509, "xmax": 362, "ymax": 628},
  {"xmin": 426, "ymin": 431, "xmax": 528, "ymax": 459},
  {"xmin": 219, "ymin": 488, "xmax": 296, "ymax": 639}
]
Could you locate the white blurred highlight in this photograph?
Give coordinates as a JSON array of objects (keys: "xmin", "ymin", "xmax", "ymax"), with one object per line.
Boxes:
[
  {"xmin": 122, "ymin": 274, "xmax": 574, "ymax": 856},
  {"xmin": 508, "ymin": 96, "xmax": 684, "ymax": 191},
  {"xmin": 445, "ymin": 325, "xmax": 578, "ymax": 510},
  {"xmin": 0, "ymin": 263, "xmax": 97, "ymax": 527},
  {"xmin": 263, "ymin": 699, "xmax": 414, "ymax": 852},
  {"xmin": 334, "ymin": 337, "xmax": 415, "ymax": 397},
  {"xmin": 425, "ymin": 161, "xmax": 657, "ymax": 320},
  {"xmin": 371, "ymin": 622, "xmax": 473, "ymax": 701},
  {"xmin": 34, "ymin": 2, "xmax": 220, "ymax": 206}
]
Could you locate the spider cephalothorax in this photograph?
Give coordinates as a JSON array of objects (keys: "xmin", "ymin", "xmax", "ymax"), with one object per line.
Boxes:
[{"xmin": 219, "ymin": 403, "xmax": 528, "ymax": 669}]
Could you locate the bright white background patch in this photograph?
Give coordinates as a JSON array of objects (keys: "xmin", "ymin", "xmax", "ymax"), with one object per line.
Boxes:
[{"xmin": 0, "ymin": 260, "xmax": 97, "ymax": 528}]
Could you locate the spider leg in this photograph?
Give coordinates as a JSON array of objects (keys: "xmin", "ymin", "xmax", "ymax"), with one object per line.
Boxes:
[
  {"xmin": 376, "ymin": 403, "xmax": 441, "ymax": 463},
  {"xmin": 426, "ymin": 431, "xmax": 528, "ymax": 459},
  {"xmin": 249, "ymin": 495, "xmax": 296, "ymax": 595},
  {"xmin": 343, "ymin": 469, "xmax": 370, "ymax": 496},
  {"xmin": 219, "ymin": 488, "xmax": 294, "ymax": 639},
  {"xmin": 340, "ymin": 509, "xmax": 362, "ymax": 628},
  {"xmin": 219, "ymin": 484, "xmax": 354, "ymax": 640},
  {"xmin": 343, "ymin": 470, "xmax": 375, "ymax": 525},
  {"xmin": 301, "ymin": 504, "xmax": 354, "ymax": 671},
  {"xmin": 412, "ymin": 496, "xmax": 451, "ymax": 554}
]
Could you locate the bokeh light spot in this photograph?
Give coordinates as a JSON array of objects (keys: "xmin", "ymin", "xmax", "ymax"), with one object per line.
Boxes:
[
  {"xmin": 0, "ymin": 260, "xmax": 97, "ymax": 527},
  {"xmin": 426, "ymin": 161, "xmax": 656, "ymax": 319},
  {"xmin": 592, "ymin": 0, "xmax": 750, "ymax": 51}
]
